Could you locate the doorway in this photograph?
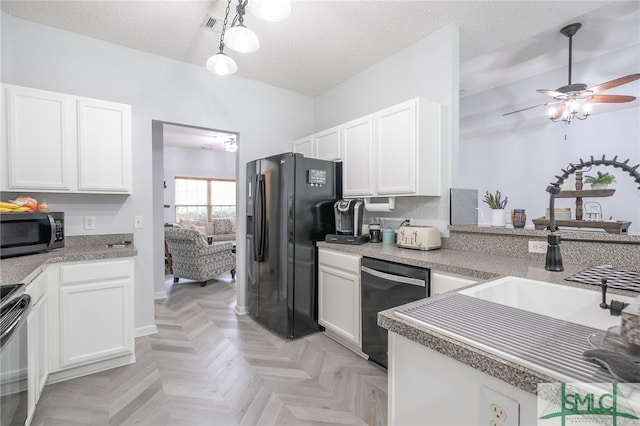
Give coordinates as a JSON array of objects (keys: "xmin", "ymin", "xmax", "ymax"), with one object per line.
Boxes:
[{"xmin": 151, "ymin": 121, "xmax": 239, "ymax": 299}]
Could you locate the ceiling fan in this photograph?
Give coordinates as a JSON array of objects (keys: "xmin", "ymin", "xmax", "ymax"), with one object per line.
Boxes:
[{"xmin": 503, "ymin": 23, "xmax": 640, "ymax": 123}]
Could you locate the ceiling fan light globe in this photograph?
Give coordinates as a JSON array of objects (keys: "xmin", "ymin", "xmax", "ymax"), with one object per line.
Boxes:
[
  {"xmin": 206, "ymin": 52, "xmax": 238, "ymax": 76},
  {"xmin": 225, "ymin": 24, "xmax": 260, "ymax": 53},
  {"xmin": 249, "ymin": 0, "xmax": 291, "ymax": 22}
]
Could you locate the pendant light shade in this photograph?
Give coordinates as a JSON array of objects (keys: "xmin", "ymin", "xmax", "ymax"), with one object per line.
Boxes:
[
  {"xmin": 225, "ymin": 24, "xmax": 260, "ymax": 53},
  {"xmin": 249, "ymin": 0, "xmax": 291, "ymax": 22},
  {"xmin": 206, "ymin": 51, "xmax": 238, "ymax": 76}
]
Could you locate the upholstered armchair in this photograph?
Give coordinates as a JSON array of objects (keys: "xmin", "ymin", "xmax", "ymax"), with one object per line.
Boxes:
[{"xmin": 164, "ymin": 227, "xmax": 236, "ymax": 287}]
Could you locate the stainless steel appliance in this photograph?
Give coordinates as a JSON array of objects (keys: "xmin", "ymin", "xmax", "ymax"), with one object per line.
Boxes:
[
  {"xmin": 246, "ymin": 153, "xmax": 342, "ymax": 339},
  {"xmin": 334, "ymin": 199, "xmax": 364, "ymax": 236},
  {"xmin": 0, "ymin": 212, "xmax": 64, "ymax": 258},
  {"xmin": 0, "ymin": 284, "xmax": 31, "ymax": 426},
  {"xmin": 361, "ymin": 257, "xmax": 429, "ymax": 368}
]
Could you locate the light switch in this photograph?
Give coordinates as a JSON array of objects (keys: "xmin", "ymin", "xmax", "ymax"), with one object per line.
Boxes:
[{"xmin": 134, "ymin": 216, "xmax": 143, "ymax": 229}]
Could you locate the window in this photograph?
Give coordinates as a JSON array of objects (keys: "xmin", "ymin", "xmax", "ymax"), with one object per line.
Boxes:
[{"xmin": 175, "ymin": 177, "xmax": 236, "ymax": 222}]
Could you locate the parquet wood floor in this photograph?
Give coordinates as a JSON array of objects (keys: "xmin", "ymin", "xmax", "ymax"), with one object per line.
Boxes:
[{"xmin": 31, "ymin": 274, "xmax": 388, "ymax": 425}]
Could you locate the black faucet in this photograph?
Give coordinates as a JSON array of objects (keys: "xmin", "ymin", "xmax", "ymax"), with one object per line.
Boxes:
[{"xmin": 545, "ymin": 185, "xmax": 564, "ymax": 271}]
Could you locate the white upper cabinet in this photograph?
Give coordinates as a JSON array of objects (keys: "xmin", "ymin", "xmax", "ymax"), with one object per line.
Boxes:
[
  {"xmin": 342, "ymin": 115, "xmax": 374, "ymax": 197},
  {"xmin": 375, "ymin": 100, "xmax": 417, "ymax": 195},
  {"xmin": 77, "ymin": 99, "xmax": 131, "ymax": 192},
  {"xmin": 293, "ymin": 126, "xmax": 342, "ymax": 162},
  {"xmin": 314, "ymin": 126, "xmax": 342, "ymax": 161},
  {"xmin": 293, "ymin": 135, "xmax": 314, "ymax": 157},
  {"xmin": 1, "ymin": 84, "xmax": 132, "ymax": 194},
  {"xmin": 375, "ymin": 99, "xmax": 441, "ymax": 197},
  {"xmin": 296, "ymin": 98, "xmax": 441, "ymax": 198},
  {"xmin": 4, "ymin": 86, "xmax": 74, "ymax": 191}
]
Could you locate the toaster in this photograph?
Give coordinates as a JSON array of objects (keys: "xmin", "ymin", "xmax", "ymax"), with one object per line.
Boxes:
[{"xmin": 396, "ymin": 226, "xmax": 441, "ymax": 251}]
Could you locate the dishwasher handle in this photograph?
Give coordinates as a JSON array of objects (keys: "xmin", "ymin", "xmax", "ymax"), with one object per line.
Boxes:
[{"xmin": 361, "ymin": 266, "xmax": 426, "ymax": 287}]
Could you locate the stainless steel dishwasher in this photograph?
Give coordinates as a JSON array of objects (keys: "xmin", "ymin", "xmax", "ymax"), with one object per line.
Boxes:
[{"xmin": 361, "ymin": 257, "xmax": 429, "ymax": 368}]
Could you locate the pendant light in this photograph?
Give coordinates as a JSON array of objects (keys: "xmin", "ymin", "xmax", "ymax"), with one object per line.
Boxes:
[
  {"xmin": 206, "ymin": 0, "xmax": 290, "ymax": 75},
  {"xmin": 249, "ymin": 0, "xmax": 291, "ymax": 22},
  {"xmin": 225, "ymin": 0, "xmax": 259, "ymax": 53},
  {"xmin": 206, "ymin": 0, "xmax": 238, "ymax": 76}
]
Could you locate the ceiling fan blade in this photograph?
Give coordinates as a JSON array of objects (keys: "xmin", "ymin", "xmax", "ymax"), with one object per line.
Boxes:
[
  {"xmin": 503, "ymin": 104, "xmax": 545, "ymax": 116},
  {"xmin": 590, "ymin": 94, "xmax": 637, "ymax": 103},
  {"xmin": 536, "ymin": 89, "xmax": 565, "ymax": 98},
  {"xmin": 503, "ymin": 101, "xmax": 561, "ymax": 116},
  {"xmin": 588, "ymin": 73, "xmax": 640, "ymax": 93}
]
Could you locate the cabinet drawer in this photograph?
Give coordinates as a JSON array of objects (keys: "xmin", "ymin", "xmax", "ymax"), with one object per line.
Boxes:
[
  {"xmin": 60, "ymin": 259, "xmax": 131, "ymax": 284},
  {"xmin": 318, "ymin": 249, "xmax": 361, "ymax": 274}
]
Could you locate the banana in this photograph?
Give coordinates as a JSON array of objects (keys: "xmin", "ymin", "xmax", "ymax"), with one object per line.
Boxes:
[
  {"xmin": 0, "ymin": 207, "xmax": 13, "ymax": 212},
  {"xmin": 0, "ymin": 201, "xmax": 20, "ymax": 209},
  {"xmin": 13, "ymin": 206, "xmax": 30, "ymax": 212}
]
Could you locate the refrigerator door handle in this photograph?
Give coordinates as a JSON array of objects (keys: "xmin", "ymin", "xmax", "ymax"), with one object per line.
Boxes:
[{"xmin": 255, "ymin": 174, "xmax": 266, "ymax": 262}]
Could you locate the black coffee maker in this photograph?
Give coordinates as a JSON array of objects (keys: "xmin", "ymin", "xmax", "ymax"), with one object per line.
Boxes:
[{"xmin": 334, "ymin": 199, "xmax": 364, "ymax": 236}]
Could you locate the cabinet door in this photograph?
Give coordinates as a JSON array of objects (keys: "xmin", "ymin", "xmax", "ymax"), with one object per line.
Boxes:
[
  {"xmin": 375, "ymin": 100, "xmax": 417, "ymax": 195},
  {"xmin": 59, "ymin": 259, "xmax": 133, "ymax": 369},
  {"xmin": 318, "ymin": 265, "xmax": 361, "ymax": 346},
  {"xmin": 5, "ymin": 86, "xmax": 74, "ymax": 191},
  {"xmin": 27, "ymin": 271, "xmax": 48, "ymax": 422},
  {"xmin": 314, "ymin": 126, "xmax": 341, "ymax": 161},
  {"xmin": 293, "ymin": 136, "xmax": 314, "ymax": 158},
  {"xmin": 77, "ymin": 99, "xmax": 132, "ymax": 192},
  {"xmin": 342, "ymin": 116, "xmax": 374, "ymax": 197}
]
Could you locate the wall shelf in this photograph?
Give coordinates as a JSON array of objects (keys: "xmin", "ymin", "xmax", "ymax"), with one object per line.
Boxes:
[
  {"xmin": 556, "ymin": 189, "xmax": 615, "ymax": 198},
  {"xmin": 532, "ymin": 218, "xmax": 630, "ymax": 234}
]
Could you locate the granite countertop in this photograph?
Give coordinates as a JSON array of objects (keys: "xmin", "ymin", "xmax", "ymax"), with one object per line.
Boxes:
[
  {"xmin": 316, "ymin": 241, "xmax": 636, "ymax": 295},
  {"xmin": 0, "ymin": 234, "xmax": 137, "ymax": 285},
  {"xmin": 317, "ymin": 241, "xmax": 639, "ymax": 394}
]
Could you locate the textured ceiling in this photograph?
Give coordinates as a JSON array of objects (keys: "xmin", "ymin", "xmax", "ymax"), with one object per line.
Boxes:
[
  {"xmin": 2, "ymin": 1, "xmax": 638, "ymax": 148},
  {"xmin": 3, "ymin": 0, "xmax": 638, "ymax": 98}
]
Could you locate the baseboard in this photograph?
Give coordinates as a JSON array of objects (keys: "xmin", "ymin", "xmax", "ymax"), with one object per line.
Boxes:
[
  {"xmin": 47, "ymin": 353, "xmax": 136, "ymax": 385},
  {"xmin": 135, "ymin": 324, "xmax": 158, "ymax": 337},
  {"xmin": 235, "ymin": 304, "xmax": 248, "ymax": 315},
  {"xmin": 154, "ymin": 290, "xmax": 167, "ymax": 300},
  {"xmin": 323, "ymin": 329, "xmax": 369, "ymax": 360}
]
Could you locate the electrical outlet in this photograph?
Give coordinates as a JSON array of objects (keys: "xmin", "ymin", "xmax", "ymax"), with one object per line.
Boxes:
[
  {"xmin": 84, "ymin": 216, "xmax": 95, "ymax": 230},
  {"xmin": 528, "ymin": 240, "xmax": 547, "ymax": 254},
  {"xmin": 134, "ymin": 215, "xmax": 143, "ymax": 229},
  {"xmin": 481, "ymin": 386, "xmax": 519, "ymax": 426}
]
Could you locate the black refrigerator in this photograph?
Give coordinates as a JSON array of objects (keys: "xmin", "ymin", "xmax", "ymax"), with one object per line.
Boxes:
[{"xmin": 246, "ymin": 153, "xmax": 342, "ymax": 339}]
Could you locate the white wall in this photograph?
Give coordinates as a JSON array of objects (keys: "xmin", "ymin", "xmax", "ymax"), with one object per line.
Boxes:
[
  {"xmin": 163, "ymin": 145, "xmax": 236, "ymax": 224},
  {"xmin": 1, "ymin": 12, "xmax": 314, "ymax": 327},
  {"xmin": 459, "ymin": 44, "xmax": 640, "ymax": 233},
  {"xmin": 312, "ymin": 24, "xmax": 459, "ymax": 232}
]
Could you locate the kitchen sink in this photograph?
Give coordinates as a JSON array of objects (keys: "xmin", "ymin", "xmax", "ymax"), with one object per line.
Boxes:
[{"xmin": 459, "ymin": 276, "xmax": 636, "ymax": 331}]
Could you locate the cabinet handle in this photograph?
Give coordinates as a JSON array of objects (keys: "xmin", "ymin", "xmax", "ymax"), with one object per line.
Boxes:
[{"xmin": 361, "ymin": 266, "xmax": 425, "ymax": 287}]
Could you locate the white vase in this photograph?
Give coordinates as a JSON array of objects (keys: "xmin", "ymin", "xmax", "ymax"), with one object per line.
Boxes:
[
  {"xmin": 490, "ymin": 209, "xmax": 506, "ymax": 227},
  {"xmin": 591, "ymin": 183, "xmax": 608, "ymax": 190}
]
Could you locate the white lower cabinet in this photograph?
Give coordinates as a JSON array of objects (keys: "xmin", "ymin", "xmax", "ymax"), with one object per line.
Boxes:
[
  {"xmin": 26, "ymin": 269, "xmax": 49, "ymax": 425},
  {"xmin": 431, "ymin": 271, "xmax": 479, "ymax": 296},
  {"xmin": 48, "ymin": 258, "xmax": 135, "ymax": 379},
  {"xmin": 318, "ymin": 248, "xmax": 362, "ymax": 352}
]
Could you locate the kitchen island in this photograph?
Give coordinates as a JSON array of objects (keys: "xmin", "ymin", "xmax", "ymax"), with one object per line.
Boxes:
[{"xmin": 318, "ymin": 228, "xmax": 640, "ymax": 425}]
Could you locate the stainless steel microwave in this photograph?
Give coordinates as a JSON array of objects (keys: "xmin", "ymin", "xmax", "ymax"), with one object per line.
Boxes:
[{"xmin": 0, "ymin": 212, "xmax": 64, "ymax": 258}]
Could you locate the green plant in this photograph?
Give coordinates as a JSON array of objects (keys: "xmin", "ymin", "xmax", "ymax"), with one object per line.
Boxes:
[
  {"xmin": 584, "ymin": 172, "xmax": 616, "ymax": 185},
  {"xmin": 483, "ymin": 190, "xmax": 508, "ymax": 210}
]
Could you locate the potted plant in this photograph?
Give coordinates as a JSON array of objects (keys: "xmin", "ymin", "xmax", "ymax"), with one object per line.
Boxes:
[
  {"xmin": 584, "ymin": 172, "xmax": 616, "ymax": 190},
  {"xmin": 483, "ymin": 190, "xmax": 508, "ymax": 227}
]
